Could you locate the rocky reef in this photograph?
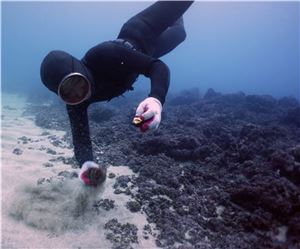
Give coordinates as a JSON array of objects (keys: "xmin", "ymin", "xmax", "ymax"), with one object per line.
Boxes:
[{"xmin": 25, "ymin": 89, "xmax": 300, "ymax": 249}]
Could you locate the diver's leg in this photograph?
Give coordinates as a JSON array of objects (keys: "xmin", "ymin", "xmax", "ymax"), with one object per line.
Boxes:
[
  {"xmin": 152, "ymin": 17, "xmax": 186, "ymax": 58},
  {"xmin": 134, "ymin": 1, "xmax": 193, "ymax": 37},
  {"xmin": 118, "ymin": 1, "xmax": 193, "ymax": 54}
]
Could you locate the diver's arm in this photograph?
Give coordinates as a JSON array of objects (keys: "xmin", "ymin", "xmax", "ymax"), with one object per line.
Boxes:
[
  {"xmin": 66, "ymin": 102, "xmax": 93, "ymax": 166},
  {"xmin": 114, "ymin": 45, "xmax": 170, "ymax": 105},
  {"xmin": 112, "ymin": 45, "xmax": 171, "ymax": 132},
  {"xmin": 146, "ymin": 60, "xmax": 170, "ymax": 105}
]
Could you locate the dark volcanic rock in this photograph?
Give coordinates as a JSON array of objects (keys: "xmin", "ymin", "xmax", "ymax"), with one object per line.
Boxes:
[
  {"xmin": 13, "ymin": 148, "xmax": 23, "ymax": 155},
  {"xmin": 57, "ymin": 171, "xmax": 78, "ymax": 179},
  {"xmin": 114, "ymin": 175, "xmax": 131, "ymax": 189},
  {"xmin": 287, "ymin": 213, "xmax": 300, "ymax": 244},
  {"xmin": 62, "ymin": 157, "xmax": 77, "ymax": 165},
  {"xmin": 26, "ymin": 90, "xmax": 300, "ymax": 249},
  {"xmin": 104, "ymin": 218, "xmax": 138, "ymax": 249},
  {"xmin": 93, "ymin": 199, "xmax": 115, "ymax": 212},
  {"xmin": 244, "ymin": 95, "xmax": 277, "ymax": 113},
  {"xmin": 271, "ymin": 149, "xmax": 300, "ymax": 185},
  {"xmin": 230, "ymin": 176, "xmax": 300, "ymax": 223},
  {"xmin": 292, "ymin": 145, "xmax": 300, "ymax": 162},
  {"xmin": 37, "ymin": 177, "xmax": 51, "ymax": 185},
  {"xmin": 41, "ymin": 131, "xmax": 50, "ymax": 136},
  {"xmin": 108, "ymin": 172, "xmax": 116, "ymax": 178},
  {"xmin": 89, "ymin": 105, "xmax": 115, "ymax": 123},
  {"xmin": 43, "ymin": 162, "xmax": 54, "ymax": 168},
  {"xmin": 48, "ymin": 136, "xmax": 64, "ymax": 147},
  {"xmin": 49, "ymin": 156, "xmax": 78, "ymax": 168},
  {"xmin": 278, "ymin": 96, "xmax": 299, "ymax": 108},
  {"xmin": 126, "ymin": 201, "xmax": 141, "ymax": 212},
  {"xmin": 18, "ymin": 136, "xmax": 31, "ymax": 144},
  {"xmin": 204, "ymin": 88, "xmax": 222, "ymax": 99},
  {"xmin": 282, "ymin": 107, "xmax": 300, "ymax": 127},
  {"xmin": 33, "ymin": 105, "xmax": 69, "ymax": 130},
  {"xmin": 46, "ymin": 148, "xmax": 57, "ymax": 155}
]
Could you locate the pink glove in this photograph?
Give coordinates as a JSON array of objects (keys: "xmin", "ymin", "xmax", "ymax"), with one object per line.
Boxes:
[
  {"xmin": 79, "ymin": 161, "xmax": 106, "ymax": 187},
  {"xmin": 133, "ymin": 97, "xmax": 162, "ymax": 132}
]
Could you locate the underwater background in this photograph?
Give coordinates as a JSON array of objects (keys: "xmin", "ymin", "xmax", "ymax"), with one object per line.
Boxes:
[
  {"xmin": 2, "ymin": 1, "xmax": 299, "ymax": 99},
  {"xmin": 1, "ymin": 2, "xmax": 300, "ymax": 249}
]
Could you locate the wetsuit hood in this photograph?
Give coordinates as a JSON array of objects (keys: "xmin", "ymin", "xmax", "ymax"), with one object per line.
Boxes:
[{"xmin": 40, "ymin": 50, "xmax": 93, "ymax": 95}]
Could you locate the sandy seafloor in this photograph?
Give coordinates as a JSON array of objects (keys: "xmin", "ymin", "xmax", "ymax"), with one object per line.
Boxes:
[
  {"xmin": 1, "ymin": 93, "xmax": 158, "ymax": 249},
  {"xmin": 2, "ymin": 89, "xmax": 300, "ymax": 249}
]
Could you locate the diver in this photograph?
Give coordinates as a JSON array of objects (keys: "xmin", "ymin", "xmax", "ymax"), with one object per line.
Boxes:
[{"xmin": 40, "ymin": 1, "xmax": 194, "ymax": 187}]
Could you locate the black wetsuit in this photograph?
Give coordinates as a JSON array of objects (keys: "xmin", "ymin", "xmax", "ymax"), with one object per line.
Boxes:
[{"xmin": 60, "ymin": 1, "xmax": 193, "ymax": 166}]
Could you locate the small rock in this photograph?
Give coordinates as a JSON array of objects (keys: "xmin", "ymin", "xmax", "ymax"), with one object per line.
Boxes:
[
  {"xmin": 43, "ymin": 162, "xmax": 54, "ymax": 167},
  {"xmin": 13, "ymin": 148, "xmax": 23, "ymax": 155},
  {"xmin": 93, "ymin": 199, "xmax": 115, "ymax": 212},
  {"xmin": 62, "ymin": 157, "xmax": 76, "ymax": 165},
  {"xmin": 125, "ymin": 188, "xmax": 132, "ymax": 195},
  {"xmin": 50, "ymin": 139, "xmax": 63, "ymax": 147},
  {"xmin": 37, "ymin": 177, "xmax": 50, "ymax": 185},
  {"xmin": 114, "ymin": 189, "xmax": 122, "ymax": 195},
  {"xmin": 104, "ymin": 218, "xmax": 138, "ymax": 247},
  {"xmin": 58, "ymin": 171, "xmax": 78, "ymax": 179},
  {"xmin": 143, "ymin": 224, "xmax": 153, "ymax": 240},
  {"xmin": 46, "ymin": 148, "xmax": 57, "ymax": 155},
  {"xmin": 39, "ymin": 145, "xmax": 47, "ymax": 151},
  {"xmin": 114, "ymin": 175, "xmax": 131, "ymax": 188},
  {"xmin": 18, "ymin": 136, "xmax": 31, "ymax": 144},
  {"xmin": 41, "ymin": 131, "xmax": 50, "ymax": 136},
  {"xmin": 126, "ymin": 200, "xmax": 141, "ymax": 212},
  {"xmin": 49, "ymin": 156, "xmax": 64, "ymax": 162},
  {"xmin": 108, "ymin": 172, "xmax": 116, "ymax": 178},
  {"xmin": 143, "ymin": 224, "xmax": 152, "ymax": 234}
]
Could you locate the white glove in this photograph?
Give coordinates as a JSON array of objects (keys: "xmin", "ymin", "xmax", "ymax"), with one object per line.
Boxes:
[
  {"xmin": 133, "ymin": 97, "xmax": 162, "ymax": 132},
  {"xmin": 79, "ymin": 161, "xmax": 106, "ymax": 187}
]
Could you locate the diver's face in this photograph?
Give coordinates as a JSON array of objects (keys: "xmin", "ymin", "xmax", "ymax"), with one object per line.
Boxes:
[{"xmin": 58, "ymin": 73, "xmax": 91, "ymax": 105}]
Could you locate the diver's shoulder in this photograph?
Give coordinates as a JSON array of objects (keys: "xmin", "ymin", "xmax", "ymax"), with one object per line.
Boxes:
[
  {"xmin": 89, "ymin": 41, "xmax": 116, "ymax": 50},
  {"xmin": 83, "ymin": 41, "xmax": 116, "ymax": 59}
]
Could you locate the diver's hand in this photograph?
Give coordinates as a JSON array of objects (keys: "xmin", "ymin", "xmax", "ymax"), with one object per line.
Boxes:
[
  {"xmin": 133, "ymin": 97, "xmax": 162, "ymax": 132},
  {"xmin": 79, "ymin": 161, "xmax": 106, "ymax": 187}
]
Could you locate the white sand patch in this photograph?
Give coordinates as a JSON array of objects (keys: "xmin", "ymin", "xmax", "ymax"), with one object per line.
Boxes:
[
  {"xmin": 216, "ymin": 205, "xmax": 225, "ymax": 220},
  {"xmin": 1, "ymin": 93, "xmax": 158, "ymax": 249},
  {"xmin": 275, "ymin": 226, "xmax": 288, "ymax": 242}
]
